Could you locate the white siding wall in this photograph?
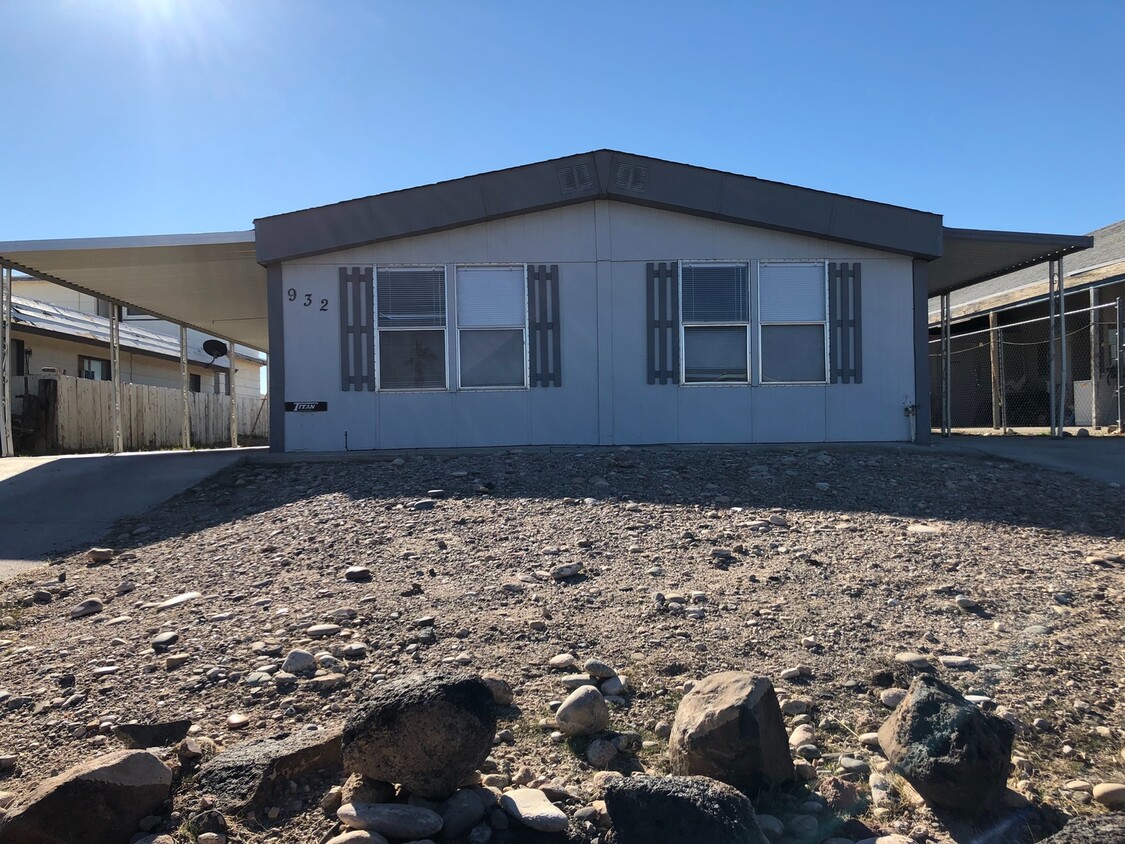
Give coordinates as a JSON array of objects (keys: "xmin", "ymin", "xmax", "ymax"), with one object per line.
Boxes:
[{"xmin": 279, "ymin": 201, "xmax": 916, "ymax": 450}]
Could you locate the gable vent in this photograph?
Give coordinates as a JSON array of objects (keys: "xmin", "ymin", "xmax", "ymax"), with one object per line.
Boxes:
[
  {"xmin": 614, "ymin": 163, "xmax": 648, "ymax": 193},
  {"xmin": 557, "ymin": 163, "xmax": 594, "ymax": 195}
]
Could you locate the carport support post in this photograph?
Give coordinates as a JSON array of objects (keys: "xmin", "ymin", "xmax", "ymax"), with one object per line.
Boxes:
[
  {"xmin": 989, "ymin": 312, "xmax": 1001, "ymax": 429},
  {"xmin": 111, "ymin": 304, "xmax": 123, "ymax": 453},
  {"xmin": 1057, "ymin": 257, "xmax": 1067, "ymax": 434},
  {"xmin": 228, "ymin": 339, "xmax": 238, "ymax": 448},
  {"xmin": 0, "ymin": 265, "xmax": 13, "ymax": 457},
  {"xmin": 180, "ymin": 325, "xmax": 190, "ymax": 449},
  {"xmin": 1048, "ymin": 261, "xmax": 1057, "ymax": 437},
  {"xmin": 1117, "ymin": 297, "xmax": 1124, "ymax": 431},
  {"xmin": 940, "ymin": 293, "xmax": 951, "ymax": 437},
  {"xmin": 1090, "ymin": 287, "xmax": 1099, "ymax": 428}
]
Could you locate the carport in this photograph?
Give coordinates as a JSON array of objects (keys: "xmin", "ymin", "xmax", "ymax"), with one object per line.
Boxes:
[{"xmin": 0, "ymin": 231, "xmax": 267, "ymax": 456}]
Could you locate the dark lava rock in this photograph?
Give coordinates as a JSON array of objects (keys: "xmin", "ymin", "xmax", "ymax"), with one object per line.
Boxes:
[
  {"xmin": 342, "ymin": 670, "xmax": 496, "ymax": 800},
  {"xmin": 603, "ymin": 775, "xmax": 768, "ymax": 844},
  {"xmin": 877, "ymin": 673, "xmax": 1014, "ymax": 814},
  {"xmin": 1039, "ymin": 814, "xmax": 1125, "ymax": 844},
  {"xmin": 198, "ymin": 727, "xmax": 342, "ymax": 813}
]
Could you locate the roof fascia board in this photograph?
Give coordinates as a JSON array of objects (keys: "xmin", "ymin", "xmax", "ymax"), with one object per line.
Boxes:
[{"xmin": 254, "ymin": 150, "xmax": 945, "ymax": 264}]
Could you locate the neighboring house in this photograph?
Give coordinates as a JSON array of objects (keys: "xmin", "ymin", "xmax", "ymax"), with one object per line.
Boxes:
[
  {"xmin": 251, "ymin": 150, "xmax": 1085, "ymax": 453},
  {"xmin": 6, "ymin": 293, "xmax": 264, "ymax": 396},
  {"xmin": 927, "ymin": 219, "xmax": 1124, "ymax": 428},
  {"xmin": 11, "ymin": 275, "xmax": 265, "ymax": 395}
]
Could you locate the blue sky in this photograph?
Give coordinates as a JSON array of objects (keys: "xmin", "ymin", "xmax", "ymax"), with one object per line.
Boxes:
[{"xmin": 2, "ymin": 0, "xmax": 1122, "ymax": 241}]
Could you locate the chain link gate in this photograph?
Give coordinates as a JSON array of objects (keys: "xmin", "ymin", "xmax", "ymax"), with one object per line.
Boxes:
[{"xmin": 931, "ymin": 298, "xmax": 1123, "ymax": 433}]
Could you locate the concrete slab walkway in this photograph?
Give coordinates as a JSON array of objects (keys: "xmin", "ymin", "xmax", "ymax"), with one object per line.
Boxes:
[
  {"xmin": 934, "ymin": 434, "xmax": 1125, "ymax": 486},
  {"xmin": 0, "ymin": 449, "xmax": 257, "ymax": 581}
]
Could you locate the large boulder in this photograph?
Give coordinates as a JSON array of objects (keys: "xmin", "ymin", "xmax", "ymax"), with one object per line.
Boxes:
[
  {"xmin": 0, "ymin": 749, "xmax": 172, "ymax": 844},
  {"xmin": 198, "ymin": 726, "xmax": 342, "ymax": 812},
  {"xmin": 1039, "ymin": 814, "xmax": 1125, "ymax": 844},
  {"xmin": 667, "ymin": 672, "xmax": 794, "ymax": 794},
  {"xmin": 342, "ymin": 670, "xmax": 495, "ymax": 799},
  {"xmin": 603, "ymin": 775, "xmax": 768, "ymax": 844},
  {"xmin": 877, "ymin": 674, "xmax": 1014, "ymax": 813}
]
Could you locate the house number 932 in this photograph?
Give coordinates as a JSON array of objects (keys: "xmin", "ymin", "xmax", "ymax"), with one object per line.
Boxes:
[{"xmin": 287, "ymin": 289, "xmax": 329, "ymax": 311}]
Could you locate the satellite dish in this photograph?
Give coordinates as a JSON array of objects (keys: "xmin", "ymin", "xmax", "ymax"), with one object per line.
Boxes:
[{"xmin": 202, "ymin": 339, "xmax": 229, "ymax": 367}]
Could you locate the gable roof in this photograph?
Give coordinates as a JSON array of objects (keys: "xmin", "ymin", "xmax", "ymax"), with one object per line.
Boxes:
[{"xmin": 254, "ymin": 149, "xmax": 947, "ymax": 264}]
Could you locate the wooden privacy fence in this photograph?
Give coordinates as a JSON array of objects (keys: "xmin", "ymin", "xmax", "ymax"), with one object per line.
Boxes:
[{"xmin": 11, "ymin": 375, "xmax": 268, "ymax": 453}]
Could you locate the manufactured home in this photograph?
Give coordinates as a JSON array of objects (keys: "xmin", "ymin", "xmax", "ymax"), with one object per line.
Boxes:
[{"xmin": 0, "ymin": 151, "xmax": 1093, "ymax": 456}]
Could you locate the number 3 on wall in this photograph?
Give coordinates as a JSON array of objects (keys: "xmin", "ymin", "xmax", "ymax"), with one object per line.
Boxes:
[{"xmin": 286, "ymin": 289, "xmax": 330, "ymax": 311}]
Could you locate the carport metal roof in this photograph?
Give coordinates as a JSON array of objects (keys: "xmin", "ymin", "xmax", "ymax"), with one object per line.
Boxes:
[
  {"xmin": 926, "ymin": 227, "xmax": 1093, "ymax": 298},
  {"xmin": 0, "ymin": 231, "xmax": 268, "ymax": 351}
]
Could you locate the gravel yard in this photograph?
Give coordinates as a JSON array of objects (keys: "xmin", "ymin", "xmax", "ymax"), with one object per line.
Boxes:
[{"xmin": 1, "ymin": 445, "xmax": 1123, "ymax": 842}]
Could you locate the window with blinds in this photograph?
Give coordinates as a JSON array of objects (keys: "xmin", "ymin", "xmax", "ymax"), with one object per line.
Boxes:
[
  {"xmin": 680, "ymin": 263, "xmax": 749, "ymax": 383},
  {"xmin": 376, "ymin": 267, "xmax": 447, "ymax": 389},
  {"xmin": 758, "ymin": 262, "xmax": 828, "ymax": 383},
  {"xmin": 456, "ymin": 266, "xmax": 527, "ymax": 388}
]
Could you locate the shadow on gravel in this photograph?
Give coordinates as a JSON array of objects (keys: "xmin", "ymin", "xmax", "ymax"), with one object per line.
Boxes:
[{"xmin": 82, "ymin": 445, "xmax": 1125, "ymax": 562}]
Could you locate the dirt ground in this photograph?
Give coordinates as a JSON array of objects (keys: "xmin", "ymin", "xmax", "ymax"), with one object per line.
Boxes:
[{"xmin": 0, "ymin": 445, "xmax": 1123, "ymax": 843}]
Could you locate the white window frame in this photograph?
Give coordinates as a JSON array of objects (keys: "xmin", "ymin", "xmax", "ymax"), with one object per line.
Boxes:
[
  {"xmin": 373, "ymin": 264, "xmax": 449, "ymax": 392},
  {"xmin": 755, "ymin": 260, "xmax": 830, "ymax": 386},
  {"xmin": 678, "ymin": 260, "xmax": 751, "ymax": 386},
  {"xmin": 454, "ymin": 264, "xmax": 530, "ymax": 391}
]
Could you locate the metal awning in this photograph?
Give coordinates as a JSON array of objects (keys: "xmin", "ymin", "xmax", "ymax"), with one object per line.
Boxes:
[
  {"xmin": 0, "ymin": 231, "xmax": 267, "ymax": 351},
  {"xmin": 927, "ymin": 227, "xmax": 1093, "ymax": 297}
]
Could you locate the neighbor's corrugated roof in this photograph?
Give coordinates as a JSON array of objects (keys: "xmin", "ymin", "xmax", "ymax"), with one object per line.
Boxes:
[{"xmin": 10, "ymin": 294, "xmax": 261, "ymax": 366}]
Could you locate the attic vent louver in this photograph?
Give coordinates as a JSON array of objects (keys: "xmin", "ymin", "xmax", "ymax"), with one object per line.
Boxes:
[
  {"xmin": 557, "ymin": 163, "xmax": 594, "ymax": 195},
  {"xmin": 614, "ymin": 163, "xmax": 648, "ymax": 193}
]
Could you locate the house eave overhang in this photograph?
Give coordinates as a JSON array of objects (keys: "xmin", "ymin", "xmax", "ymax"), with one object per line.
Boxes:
[{"xmin": 253, "ymin": 149, "xmax": 947, "ymax": 265}]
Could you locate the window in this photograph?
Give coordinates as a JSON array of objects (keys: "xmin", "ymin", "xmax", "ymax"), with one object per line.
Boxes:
[
  {"xmin": 78, "ymin": 355, "xmax": 111, "ymax": 381},
  {"xmin": 189, "ymin": 373, "xmax": 201, "ymax": 393},
  {"xmin": 10, "ymin": 339, "xmax": 26, "ymax": 376},
  {"xmin": 376, "ymin": 267, "xmax": 447, "ymax": 389},
  {"xmin": 680, "ymin": 263, "xmax": 749, "ymax": 383},
  {"xmin": 96, "ymin": 300, "xmax": 111, "ymax": 318},
  {"xmin": 758, "ymin": 262, "xmax": 828, "ymax": 383},
  {"xmin": 456, "ymin": 266, "xmax": 527, "ymax": 388}
]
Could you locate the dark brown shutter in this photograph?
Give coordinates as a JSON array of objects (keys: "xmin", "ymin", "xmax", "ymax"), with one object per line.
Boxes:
[
  {"xmin": 829, "ymin": 262, "xmax": 862, "ymax": 384},
  {"xmin": 646, "ymin": 261, "xmax": 679, "ymax": 384},
  {"xmin": 527, "ymin": 264, "xmax": 561, "ymax": 387},
  {"xmin": 339, "ymin": 266, "xmax": 376, "ymax": 391}
]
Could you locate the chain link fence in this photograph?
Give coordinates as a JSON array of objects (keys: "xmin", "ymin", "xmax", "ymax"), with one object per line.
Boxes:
[{"xmin": 930, "ymin": 300, "xmax": 1122, "ymax": 432}]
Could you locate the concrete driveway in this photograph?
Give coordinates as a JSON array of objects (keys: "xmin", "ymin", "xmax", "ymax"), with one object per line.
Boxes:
[
  {"xmin": 0, "ymin": 449, "xmax": 255, "ymax": 581},
  {"xmin": 936, "ymin": 434, "xmax": 1125, "ymax": 486}
]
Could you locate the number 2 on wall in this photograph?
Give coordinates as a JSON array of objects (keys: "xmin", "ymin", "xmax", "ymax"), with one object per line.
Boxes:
[{"xmin": 287, "ymin": 289, "xmax": 330, "ymax": 311}]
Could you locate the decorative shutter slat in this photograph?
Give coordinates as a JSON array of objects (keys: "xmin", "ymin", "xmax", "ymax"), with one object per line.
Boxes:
[
  {"xmin": 527, "ymin": 265, "xmax": 561, "ymax": 387},
  {"xmin": 646, "ymin": 262, "xmax": 679, "ymax": 384},
  {"xmin": 828, "ymin": 262, "xmax": 862, "ymax": 384},
  {"xmin": 339, "ymin": 266, "xmax": 376, "ymax": 391}
]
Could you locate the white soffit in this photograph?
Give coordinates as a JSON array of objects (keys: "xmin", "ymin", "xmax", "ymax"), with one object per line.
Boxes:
[{"xmin": 0, "ymin": 231, "xmax": 268, "ymax": 352}]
